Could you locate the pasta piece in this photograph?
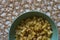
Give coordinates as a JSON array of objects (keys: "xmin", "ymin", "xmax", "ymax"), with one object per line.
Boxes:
[
  {"xmin": 40, "ymin": 31, "xmax": 45, "ymax": 35},
  {"xmin": 42, "ymin": 23, "xmax": 47, "ymax": 29},
  {"xmin": 47, "ymin": 38, "xmax": 50, "ymax": 40},
  {"xmin": 48, "ymin": 30, "xmax": 53, "ymax": 37},
  {"xmin": 37, "ymin": 36, "xmax": 42, "ymax": 40},
  {"xmin": 47, "ymin": 26, "xmax": 51, "ymax": 30},
  {"xmin": 33, "ymin": 20, "xmax": 36, "ymax": 24}
]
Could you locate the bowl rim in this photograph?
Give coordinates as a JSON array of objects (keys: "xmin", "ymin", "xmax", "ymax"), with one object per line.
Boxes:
[{"xmin": 9, "ymin": 10, "xmax": 58, "ymax": 40}]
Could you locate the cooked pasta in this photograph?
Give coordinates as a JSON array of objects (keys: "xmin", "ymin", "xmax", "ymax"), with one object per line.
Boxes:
[{"xmin": 15, "ymin": 17, "xmax": 53, "ymax": 40}]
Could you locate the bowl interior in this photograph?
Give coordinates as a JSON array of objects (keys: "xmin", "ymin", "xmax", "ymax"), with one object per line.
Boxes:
[{"xmin": 9, "ymin": 11, "xmax": 58, "ymax": 40}]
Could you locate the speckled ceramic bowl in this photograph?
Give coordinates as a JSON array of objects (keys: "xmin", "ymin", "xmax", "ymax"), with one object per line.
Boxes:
[{"xmin": 9, "ymin": 11, "xmax": 58, "ymax": 40}]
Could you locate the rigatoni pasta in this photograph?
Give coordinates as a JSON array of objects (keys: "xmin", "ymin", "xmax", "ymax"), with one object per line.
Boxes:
[{"xmin": 15, "ymin": 17, "xmax": 53, "ymax": 40}]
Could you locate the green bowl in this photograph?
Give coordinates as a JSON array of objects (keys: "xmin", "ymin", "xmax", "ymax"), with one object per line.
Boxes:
[{"xmin": 9, "ymin": 11, "xmax": 58, "ymax": 40}]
